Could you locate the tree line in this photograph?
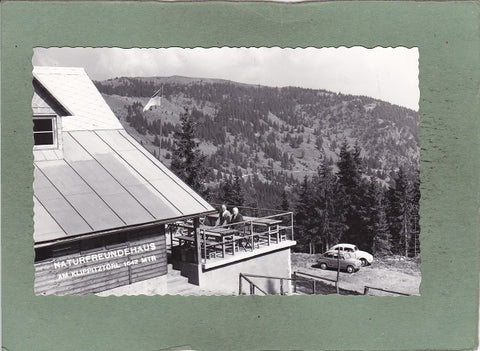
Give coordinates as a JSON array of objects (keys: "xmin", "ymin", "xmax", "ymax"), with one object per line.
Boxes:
[
  {"xmin": 168, "ymin": 110, "xmax": 420, "ymax": 258},
  {"xmin": 293, "ymin": 141, "xmax": 420, "ymax": 257}
]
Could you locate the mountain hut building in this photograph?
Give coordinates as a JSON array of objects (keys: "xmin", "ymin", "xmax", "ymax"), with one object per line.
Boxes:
[{"xmin": 32, "ymin": 67, "xmax": 296, "ymax": 295}]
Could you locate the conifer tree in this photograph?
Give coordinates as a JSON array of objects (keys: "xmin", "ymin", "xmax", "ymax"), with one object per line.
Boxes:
[
  {"xmin": 295, "ymin": 176, "xmax": 319, "ymax": 253},
  {"xmin": 171, "ymin": 110, "xmax": 207, "ymax": 196},
  {"xmin": 280, "ymin": 189, "xmax": 290, "ymax": 211},
  {"xmin": 387, "ymin": 168, "xmax": 410, "ymax": 255},
  {"xmin": 219, "ymin": 177, "xmax": 233, "ymax": 205},
  {"xmin": 364, "ymin": 181, "xmax": 380, "ymax": 252},
  {"xmin": 409, "ymin": 171, "xmax": 421, "ymax": 257},
  {"xmin": 336, "ymin": 141, "xmax": 370, "ymax": 249},
  {"xmin": 230, "ymin": 175, "xmax": 245, "ymax": 207},
  {"xmin": 373, "ymin": 208, "xmax": 392, "ymax": 257},
  {"xmin": 371, "ymin": 186, "xmax": 392, "ymax": 256},
  {"xmin": 313, "ymin": 161, "xmax": 346, "ymax": 251}
]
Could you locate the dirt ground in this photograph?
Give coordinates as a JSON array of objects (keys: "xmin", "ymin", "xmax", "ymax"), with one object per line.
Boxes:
[{"xmin": 291, "ymin": 253, "xmax": 421, "ymax": 296}]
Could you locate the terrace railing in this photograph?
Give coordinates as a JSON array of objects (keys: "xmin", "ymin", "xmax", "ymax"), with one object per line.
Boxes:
[
  {"xmin": 292, "ymin": 271, "xmax": 339, "ymax": 294},
  {"xmin": 293, "ymin": 272, "xmax": 411, "ymax": 296},
  {"xmin": 169, "ymin": 209, "xmax": 294, "ymax": 264},
  {"xmin": 239, "ymin": 271, "xmax": 336, "ymax": 295},
  {"xmin": 238, "ymin": 273, "xmax": 269, "ymax": 295},
  {"xmin": 210, "ymin": 204, "xmax": 291, "ymax": 219},
  {"xmin": 363, "ymin": 286, "xmax": 411, "ymax": 296},
  {"xmin": 239, "ymin": 273, "xmax": 293, "ymax": 295}
]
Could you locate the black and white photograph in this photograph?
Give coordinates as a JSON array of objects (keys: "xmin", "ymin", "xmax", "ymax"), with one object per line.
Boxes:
[{"xmin": 32, "ymin": 47, "xmax": 420, "ymax": 296}]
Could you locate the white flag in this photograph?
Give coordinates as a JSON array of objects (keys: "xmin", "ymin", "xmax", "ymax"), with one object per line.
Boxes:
[{"xmin": 143, "ymin": 88, "xmax": 162, "ymax": 112}]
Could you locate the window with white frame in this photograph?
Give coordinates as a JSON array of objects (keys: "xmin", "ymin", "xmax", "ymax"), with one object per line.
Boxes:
[{"xmin": 33, "ymin": 116, "xmax": 57, "ymax": 147}]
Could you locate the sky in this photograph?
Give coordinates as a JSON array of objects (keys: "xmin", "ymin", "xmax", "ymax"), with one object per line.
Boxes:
[{"xmin": 33, "ymin": 47, "xmax": 419, "ymax": 110}]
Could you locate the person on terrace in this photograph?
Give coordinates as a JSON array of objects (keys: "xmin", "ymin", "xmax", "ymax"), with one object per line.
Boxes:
[
  {"xmin": 230, "ymin": 207, "xmax": 244, "ymax": 232},
  {"xmin": 218, "ymin": 204, "xmax": 232, "ymax": 226}
]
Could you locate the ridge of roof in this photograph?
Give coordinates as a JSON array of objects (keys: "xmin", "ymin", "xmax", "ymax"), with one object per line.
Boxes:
[
  {"xmin": 33, "ymin": 66, "xmax": 87, "ymax": 75},
  {"xmin": 32, "ymin": 65, "xmax": 123, "ymax": 131}
]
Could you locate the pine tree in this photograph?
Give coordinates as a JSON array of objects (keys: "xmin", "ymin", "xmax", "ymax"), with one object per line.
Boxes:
[
  {"xmin": 364, "ymin": 181, "xmax": 379, "ymax": 252},
  {"xmin": 336, "ymin": 141, "xmax": 370, "ymax": 249},
  {"xmin": 294, "ymin": 176, "xmax": 319, "ymax": 253},
  {"xmin": 219, "ymin": 177, "xmax": 233, "ymax": 205},
  {"xmin": 409, "ymin": 171, "xmax": 421, "ymax": 257},
  {"xmin": 171, "ymin": 110, "xmax": 207, "ymax": 195},
  {"xmin": 280, "ymin": 189, "xmax": 290, "ymax": 211},
  {"xmin": 371, "ymin": 186, "xmax": 392, "ymax": 256},
  {"xmin": 230, "ymin": 175, "xmax": 245, "ymax": 207},
  {"xmin": 312, "ymin": 161, "xmax": 347, "ymax": 251},
  {"xmin": 387, "ymin": 168, "xmax": 410, "ymax": 256}
]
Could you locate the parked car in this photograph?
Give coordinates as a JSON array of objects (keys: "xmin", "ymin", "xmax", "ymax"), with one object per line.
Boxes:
[
  {"xmin": 318, "ymin": 251, "xmax": 362, "ymax": 273},
  {"xmin": 329, "ymin": 243, "xmax": 373, "ymax": 266}
]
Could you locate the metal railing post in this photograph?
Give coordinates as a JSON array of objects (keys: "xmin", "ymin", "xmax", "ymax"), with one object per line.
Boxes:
[
  {"xmin": 202, "ymin": 229, "xmax": 207, "ymax": 263},
  {"xmin": 293, "ymin": 272, "xmax": 297, "ymax": 293},
  {"xmin": 250, "ymin": 222, "xmax": 254, "ymax": 251},
  {"xmin": 251, "ymin": 220, "xmax": 255, "ymax": 249},
  {"xmin": 239, "ymin": 274, "xmax": 243, "ymax": 295},
  {"xmin": 291, "ymin": 212, "xmax": 294, "ymax": 241}
]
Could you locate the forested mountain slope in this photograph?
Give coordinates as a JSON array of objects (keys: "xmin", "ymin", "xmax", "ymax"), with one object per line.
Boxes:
[
  {"xmin": 95, "ymin": 76, "xmax": 420, "ymax": 256},
  {"xmin": 96, "ymin": 76, "xmax": 418, "ymax": 187}
]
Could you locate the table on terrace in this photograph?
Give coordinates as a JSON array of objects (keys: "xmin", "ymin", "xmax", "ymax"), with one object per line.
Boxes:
[
  {"xmin": 243, "ymin": 216, "xmax": 284, "ymax": 244},
  {"xmin": 200, "ymin": 227, "xmax": 240, "ymax": 258}
]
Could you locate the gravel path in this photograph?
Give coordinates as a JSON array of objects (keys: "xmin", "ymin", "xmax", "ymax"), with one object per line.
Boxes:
[{"xmin": 292, "ymin": 253, "xmax": 421, "ymax": 296}]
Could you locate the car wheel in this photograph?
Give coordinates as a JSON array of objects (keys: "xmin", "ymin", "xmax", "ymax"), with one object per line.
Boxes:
[
  {"xmin": 346, "ymin": 265, "xmax": 354, "ymax": 273},
  {"xmin": 320, "ymin": 263, "xmax": 327, "ymax": 270},
  {"xmin": 360, "ymin": 258, "xmax": 368, "ymax": 266}
]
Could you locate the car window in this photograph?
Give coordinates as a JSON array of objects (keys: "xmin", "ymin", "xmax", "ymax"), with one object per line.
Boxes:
[
  {"xmin": 353, "ymin": 246, "xmax": 358, "ymax": 251},
  {"xmin": 345, "ymin": 248, "xmax": 353, "ymax": 252}
]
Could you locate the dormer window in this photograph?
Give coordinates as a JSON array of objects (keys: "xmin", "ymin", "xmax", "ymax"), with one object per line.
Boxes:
[{"xmin": 33, "ymin": 116, "xmax": 57, "ymax": 148}]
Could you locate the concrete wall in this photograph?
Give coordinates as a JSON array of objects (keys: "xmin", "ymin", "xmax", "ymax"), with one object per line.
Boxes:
[{"xmin": 199, "ymin": 248, "xmax": 292, "ymax": 295}]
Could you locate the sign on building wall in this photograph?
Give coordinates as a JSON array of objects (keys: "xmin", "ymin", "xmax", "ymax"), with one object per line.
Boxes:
[{"xmin": 35, "ymin": 229, "xmax": 167, "ymax": 295}]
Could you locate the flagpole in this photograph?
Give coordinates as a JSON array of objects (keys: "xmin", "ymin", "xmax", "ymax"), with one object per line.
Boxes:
[{"xmin": 143, "ymin": 86, "xmax": 164, "ymax": 161}]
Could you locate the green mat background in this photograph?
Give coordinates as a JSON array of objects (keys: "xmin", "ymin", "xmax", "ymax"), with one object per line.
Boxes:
[{"xmin": 1, "ymin": 2, "xmax": 479, "ymax": 350}]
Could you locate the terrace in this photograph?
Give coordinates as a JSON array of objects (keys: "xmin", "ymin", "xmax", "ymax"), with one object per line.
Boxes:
[{"xmin": 167, "ymin": 206, "xmax": 295, "ymax": 269}]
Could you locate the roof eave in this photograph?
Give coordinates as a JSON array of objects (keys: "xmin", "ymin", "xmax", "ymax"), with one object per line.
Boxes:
[{"xmin": 34, "ymin": 209, "xmax": 217, "ymax": 248}]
